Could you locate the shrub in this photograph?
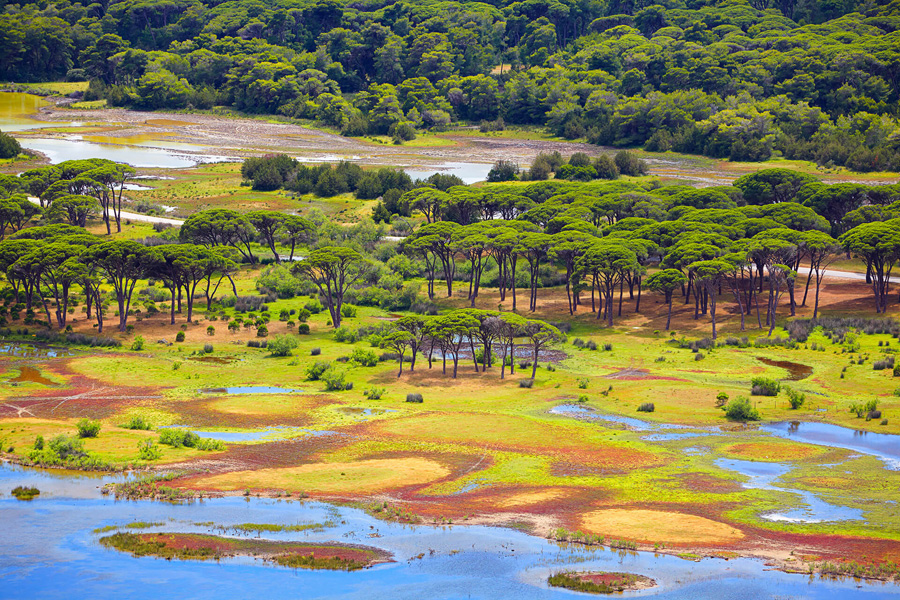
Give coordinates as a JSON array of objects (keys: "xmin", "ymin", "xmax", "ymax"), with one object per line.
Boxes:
[
  {"xmin": 334, "ymin": 326, "xmax": 357, "ymax": 343},
  {"xmin": 340, "ymin": 304, "xmax": 358, "ymax": 318},
  {"xmin": 122, "ymin": 416, "xmax": 151, "ymax": 430},
  {"xmin": 311, "ymin": 347, "xmax": 321, "ymax": 356},
  {"xmin": 131, "ymin": 335, "xmax": 144, "ymax": 351},
  {"xmin": 268, "ymin": 334, "xmax": 299, "ymax": 357},
  {"xmin": 321, "ymin": 367, "xmax": 350, "ymax": 391},
  {"xmin": 33, "ymin": 435, "xmax": 44, "ymax": 450},
  {"xmin": 874, "ymin": 356, "xmax": 895, "ymax": 370},
  {"xmin": 602, "ymin": 343, "xmax": 612, "ymax": 351},
  {"xmin": 305, "ymin": 361, "xmax": 329, "ymax": 381},
  {"xmin": 364, "ymin": 387, "xmax": 385, "ymax": 400},
  {"xmin": 158, "ymin": 429, "xmax": 224, "ymax": 450},
  {"xmin": 785, "ymin": 387, "xmax": 805, "ymax": 410},
  {"xmin": 206, "ymin": 326, "xmax": 215, "ymax": 336},
  {"xmin": 138, "ymin": 439, "xmax": 161, "ymax": 461},
  {"xmin": 349, "ymin": 347, "xmax": 378, "ymax": 367},
  {"xmin": 750, "ymin": 377, "xmax": 780, "ymax": 396},
  {"xmin": 519, "ymin": 379, "xmax": 534, "ymax": 388},
  {"xmin": 256, "ymin": 325, "xmax": 269, "ymax": 337},
  {"xmin": 572, "ymin": 338, "xmax": 585, "ymax": 348},
  {"xmin": 298, "ymin": 323, "xmax": 310, "ymax": 334},
  {"xmin": 715, "ymin": 392, "xmax": 729, "ymax": 407},
  {"xmin": 304, "ymin": 299, "xmax": 323, "ymax": 314},
  {"xmin": 76, "ymin": 419, "xmax": 101, "ymax": 438},
  {"xmin": 586, "ymin": 341, "xmax": 598, "ymax": 351},
  {"xmin": 724, "ymin": 396, "xmax": 760, "ymax": 422},
  {"xmin": 577, "ymin": 378, "xmax": 589, "ymax": 389},
  {"xmin": 406, "ymin": 393, "xmax": 423, "ymax": 403},
  {"xmin": 637, "ymin": 402, "xmax": 655, "ymax": 412},
  {"xmin": 175, "ymin": 331, "xmax": 185, "ymax": 342},
  {"xmin": 867, "ymin": 410, "xmax": 882, "ymax": 421}
]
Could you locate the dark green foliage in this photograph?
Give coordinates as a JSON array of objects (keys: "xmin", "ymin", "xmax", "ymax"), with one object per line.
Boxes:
[
  {"xmin": 158, "ymin": 429, "xmax": 225, "ymax": 451},
  {"xmin": 122, "ymin": 416, "xmax": 152, "ymax": 430},
  {"xmin": 0, "ymin": 131, "xmax": 22, "ymax": 159},
  {"xmin": 11, "ymin": 486, "xmax": 40, "ymax": 500},
  {"xmin": 750, "ymin": 377, "xmax": 781, "ymax": 396},
  {"xmin": 724, "ymin": 396, "xmax": 761, "ymax": 421},
  {"xmin": 519, "ymin": 379, "xmax": 534, "ymax": 388},
  {"xmin": 405, "ymin": 393, "xmax": 423, "ymax": 403},
  {"xmin": 487, "ymin": 161, "xmax": 519, "ymax": 182},
  {"xmin": 77, "ymin": 418, "xmax": 101, "ymax": 438},
  {"xmin": 305, "ymin": 361, "xmax": 329, "ymax": 381},
  {"xmin": 786, "ymin": 387, "xmax": 806, "ymax": 409},
  {"xmin": 637, "ymin": 402, "xmax": 655, "ymax": 412}
]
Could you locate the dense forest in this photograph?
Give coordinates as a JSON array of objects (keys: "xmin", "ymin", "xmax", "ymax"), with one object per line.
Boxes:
[{"xmin": 2, "ymin": 0, "xmax": 900, "ymax": 169}]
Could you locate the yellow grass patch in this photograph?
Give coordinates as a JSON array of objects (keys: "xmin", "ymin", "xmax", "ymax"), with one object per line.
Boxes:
[
  {"xmin": 195, "ymin": 458, "xmax": 451, "ymax": 494},
  {"xmin": 497, "ymin": 488, "xmax": 566, "ymax": 508},
  {"xmin": 580, "ymin": 509, "xmax": 744, "ymax": 545}
]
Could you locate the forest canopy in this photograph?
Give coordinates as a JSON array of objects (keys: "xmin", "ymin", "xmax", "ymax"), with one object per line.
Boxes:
[{"xmin": 2, "ymin": 0, "xmax": 900, "ymax": 169}]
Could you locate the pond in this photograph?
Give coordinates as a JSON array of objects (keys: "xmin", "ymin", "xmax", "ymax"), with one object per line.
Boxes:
[
  {"xmin": 0, "ymin": 92, "xmax": 77, "ymax": 132},
  {"xmin": 1, "ymin": 463, "xmax": 895, "ymax": 599},
  {"xmin": 158, "ymin": 426, "xmax": 337, "ymax": 443},
  {"xmin": 0, "ymin": 343, "xmax": 73, "ymax": 359},
  {"xmin": 18, "ymin": 138, "xmax": 233, "ymax": 169},
  {"xmin": 200, "ymin": 386, "xmax": 302, "ymax": 395},
  {"xmin": 405, "ymin": 161, "xmax": 494, "ymax": 185},
  {"xmin": 762, "ymin": 421, "xmax": 900, "ymax": 470}
]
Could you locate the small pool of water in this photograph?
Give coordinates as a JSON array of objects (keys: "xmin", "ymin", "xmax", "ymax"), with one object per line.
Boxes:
[
  {"xmin": 643, "ymin": 432, "xmax": 710, "ymax": 442},
  {"xmin": 715, "ymin": 458, "xmax": 864, "ymax": 523},
  {"xmin": 200, "ymin": 386, "xmax": 302, "ymax": 395},
  {"xmin": 167, "ymin": 427, "xmax": 336, "ymax": 443},
  {"xmin": 550, "ymin": 404, "xmax": 685, "ymax": 432},
  {"xmin": 405, "ymin": 162, "xmax": 493, "ymax": 185},
  {"xmin": 0, "ymin": 92, "xmax": 79, "ymax": 131},
  {"xmin": 756, "ymin": 357, "xmax": 813, "ymax": 381},
  {"xmin": 762, "ymin": 421, "xmax": 900, "ymax": 470},
  {"xmin": 0, "ymin": 463, "xmax": 895, "ymax": 599}
]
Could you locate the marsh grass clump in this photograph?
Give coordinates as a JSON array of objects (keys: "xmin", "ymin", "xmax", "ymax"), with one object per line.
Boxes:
[
  {"xmin": 11, "ymin": 486, "xmax": 40, "ymax": 500},
  {"xmin": 76, "ymin": 418, "xmax": 101, "ymax": 438},
  {"xmin": 637, "ymin": 402, "xmax": 655, "ymax": 412},
  {"xmin": 519, "ymin": 379, "xmax": 534, "ymax": 388},
  {"xmin": 138, "ymin": 439, "xmax": 162, "ymax": 461},
  {"xmin": 750, "ymin": 377, "xmax": 780, "ymax": 396},
  {"xmin": 406, "ymin": 393, "xmax": 423, "ymax": 403},
  {"xmin": 272, "ymin": 553, "xmax": 366, "ymax": 571},
  {"xmin": 572, "ymin": 338, "xmax": 585, "ymax": 348},
  {"xmin": 873, "ymin": 356, "xmax": 895, "ymax": 370},
  {"xmin": 577, "ymin": 378, "xmax": 589, "ymax": 389},
  {"xmin": 548, "ymin": 571, "xmax": 647, "ymax": 594}
]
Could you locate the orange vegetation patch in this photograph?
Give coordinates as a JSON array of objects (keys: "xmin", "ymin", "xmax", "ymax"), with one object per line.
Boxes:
[
  {"xmin": 580, "ymin": 509, "xmax": 745, "ymax": 545},
  {"xmin": 497, "ymin": 488, "xmax": 568, "ymax": 508},
  {"xmin": 190, "ymin": 457, "xmax": 452, "ymax": 495},
  {"xmin": 722, "ymin": 441, "xmax": 825, "ymax": 462}
]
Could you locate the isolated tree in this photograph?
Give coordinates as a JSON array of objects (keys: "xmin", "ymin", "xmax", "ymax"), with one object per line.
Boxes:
[
  {"xmin": 646, "ymin": 269, "xmax": 687, "ymax": 330},
  {"xmin": 383, "ymin": 330, "xmax": 415, "ymax": 377},
  {"xmin": 280, "ymin": 214, "xmax": 317, "ymax": 261},
  {"xmin": 292, "ymin": 246, "xmax": 364, "ymax": 328},
  {"xmin": 248, "ymin": 210, "xmax": 287, "ymax": 263}
]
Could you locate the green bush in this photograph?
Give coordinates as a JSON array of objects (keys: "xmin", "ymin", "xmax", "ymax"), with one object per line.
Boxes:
[
  {"xmin": 158, "ymin": 429, "xmax": 225, "ymax": 451},
  {"xmin": 519, "ymin": 379, "xmax": 534, "ymax": 388},
  {"xmin": 305, "ymin": 360, "xmax": 329, "ymax": 381},
  {"xmin": 122, "ymin": 416, "xmax": 152, "ymax": 430},
  {"xmin": 268, "ymin": 334, "xmax": 299, "ymax": 357},
  {"xmin": 364, "ymin": 387, "xmax": 385, "ymax": 399},
  {"xmin": 785, "ymin": 387, "xmax": 805, "ymax": 410},
  {"xmin": 322, "ymin": 367, "xmax": 351, "ymax": 391},
  {"xmin": 349, "ymin": 347, "xmax": 378, "ymax": 367},
  {"xmin": 138, "ymin": 439, "xmax": 161, "ymax": 461},
  {"xmin": 298, "ymin": 323, "xmax": 310, "ymax": 334},
  {"xmin": 340, "ymin": 304, "xmax": 358, "ymax": 318},
  {"xmin": 175, "ymin": 331, "xmax": 185, "ymax": 342},
  {"xmin": 750, "ymin": 377, "xmax": 780, "ymax": 396},
  {"xmin": 77, "ymin": 418, "xmax": 101, "ymax": 438},
  {"xmin": 406, "ymin": 393, "xmax": 423, "ymax": 403},
  {"xmin": 715, "ymin": 392, "xmax": 729, "ymax": 407},
  {"xmin": 206, "ymin": 326, "xmax": 215, "ymax": 336},
  {"xmin": 131, "ymin": 335, "xmax": 144, "ymax": 351},
  {"xmin": 256, "ymin": 325, "xmax": 269, "ymax": 337},
  {"xmin": 637, "ymin": 402, "xmax": 655, "ymax": 412},
  {"xmin": 724, "ymin": 396, "xmax": 760, "ymax": 422}
]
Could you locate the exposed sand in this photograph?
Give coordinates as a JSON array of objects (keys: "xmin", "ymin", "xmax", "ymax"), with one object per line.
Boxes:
[{"xmin": 580, "ymin": 509, "xmax": 745, "ymax": 545}]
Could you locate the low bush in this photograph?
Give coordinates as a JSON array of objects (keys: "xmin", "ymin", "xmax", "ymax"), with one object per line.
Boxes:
[
  {"xmin": 203, "ymin": 343, "xmax": 213, "ymax": 354},
  {"xmin": 405, "ymin": 393, "xmax": 423, "ymax": 403},
  {"xmin": 322, "ymin": 367, "xmax": 351, "ymax": 391},
  {"xmin": 131, "ymin": 335, "xmax": 144, "ymax": 351},
  {"xmin": 175, "ymin": 331, "xmax": 185, "ymax": 342},
  {"xmin": 349, "ymin": 347, "xmax": 378, "ymax": 367},
  {"xmin": 77, "ymin": 419, "xmax": 101, "ymax": 438},
  {"xmin": 785, "ymin": 387, "xmax": 805, "ymax": 410},
  {"xmin": 137, "ymin": 439, "xmax": 161, "ymax": 461},
  {"xmin": 122, "ymin": 416, "xmax": 151, "ymax": 430},
  {"xmin": 340, "ymin": 304, "xmax": 358, "ymax": 318},
  {"xmin": 637, "ymin": 402, "xmax": 655, "ymax": 412},
  {"xmin": 750, "ymin": 377, "xmax": 781, "ymax": 396},
  {"xmin": 364, "ymin": 387, "xmax": 384, "ymax": 400},
  {"xmin": 577, "ymin": 378, "xmax": 589, "ymax": 389},
  {"xmin": 519, "ymin": 379, "xmax": 534, "ymax": 388},
  {"xmin": 305, "ymin": 361, "xmax": 329, "ymax": 381},
  {"xmin": 298, "ymin": 323, "xmax": 310, "ymax": 334},
  {"xmin": 724, "ymin": 396, "xmax": 760, "ymax": 421},
  {"xmin": 310, "ymin": 347, "xmax": 321, "ymax": 356},
  {"xmin": 268, "ymin": 334, "xmax": 299, "ymax": 357},
  {"xmin": 715, "ymin": 392, "xmax": 729, "ymax": 407},
  {"xmin": 158, "ymin": 429, "xmax": 225, "ymax": 451}
]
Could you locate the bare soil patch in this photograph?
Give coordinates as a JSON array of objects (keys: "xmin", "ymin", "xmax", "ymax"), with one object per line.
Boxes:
[{"xmin": 580, "ymin": 508, "xmax": 745, "ymax": 545}]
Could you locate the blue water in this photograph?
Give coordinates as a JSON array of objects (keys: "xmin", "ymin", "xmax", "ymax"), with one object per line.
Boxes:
[
  {"xmin": 715, "ymin": 458, "xmax": 864, "ymax": 524},
  {"xmin": 17, "ymin": 138, "xmax": 232, "ymax": 168},
  {"xmin": 0, "ymin": 343, "xmax": 73, "ymax": 358},
  {"xmin": 157, "ymin": 426, "xmax": 337, "ymax": 442},
  {"xmin": 1, "ymin": 463, "xmax": 895, "ymax": 599},
  {"xmin": 200, "ymin": 386, "xmax": 302, "ymax": 395},
  {"xmin": 405, "ymin": 162, "xmax": 493, "ymax": 185},
  {"xmin": 762, "ymin": 421, "xmax": 900, "ymax": 470}
]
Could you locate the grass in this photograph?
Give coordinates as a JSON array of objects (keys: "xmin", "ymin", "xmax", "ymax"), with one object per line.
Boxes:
[{"xmin": 11, "ymin": 486, "xmax": 40, "ymax": 500}]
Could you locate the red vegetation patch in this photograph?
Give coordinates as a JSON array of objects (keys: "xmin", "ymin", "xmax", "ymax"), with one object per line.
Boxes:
[{"xmin": 677, "ymin": 473, "xmax": 743, "ymax": 494}]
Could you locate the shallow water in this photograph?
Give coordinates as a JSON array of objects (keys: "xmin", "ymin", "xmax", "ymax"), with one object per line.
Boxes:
[
  {"xmin": 0, "ymin": 92, "xmax": 77, "ymax": 132},
  {"xmin": 762, "ymin": 421, "xmax": 900, "ymax": 470},
  {"xmin": 549, "ymin": 404, "xmax": 683, "ymax": 432},
  {"xmin": 200, "ymin": 386, "xmax": 302, "ymax": 395},
  {"xmin": 1, "ymin": 463, "xmax": 896, "ymax": 599},
  {"xmin": 181, "ymin": 427, "xmax": 337, "ymax": 442},
  {"xmin": 18, "ymin": 138, "xmax": 233, "ymax": 168},
  {"xmin": 715, "ymin": 458, "xmax": 864, "ymax": 523},
  {"xmin": 405, "ymin": 161, "xmax": 493, "ymax": 185},
  {"xmin": 0, "ymin": 343, "xmax": 73, "ymax": 358}
]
